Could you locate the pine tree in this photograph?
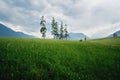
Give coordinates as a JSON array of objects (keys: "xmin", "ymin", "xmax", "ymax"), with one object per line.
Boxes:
[
  {"xmin": 54, "ymin": 22, "xmax": 59, "ymax": 39},
  {"xmin": 59, "ymin": 22, "xmax": 64, "ymax": 39},
  {"xmin": 64, "ymin": 24, "xmax": 69, "ymax": 40},
  {"xmin": 51, "ymin": 17, "xmax": 59, "ymax": 39},
  {"xmin": 40, "ymin": 16, "xmax": 47, "ymax": 39},
  {"xmin": 51, "ymin": 17, "xmax": 56, "ymax": 39}
]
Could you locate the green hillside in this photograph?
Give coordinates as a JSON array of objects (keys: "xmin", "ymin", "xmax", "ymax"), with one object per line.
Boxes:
[{"xmin": 0, "ymin": 38, "xmax": 120, "ymax": 80}]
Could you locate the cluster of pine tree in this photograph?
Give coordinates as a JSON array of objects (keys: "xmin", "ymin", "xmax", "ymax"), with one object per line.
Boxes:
[{"xmin": 40, "ymin": 16, "xmax": 69, "ymax": 39}]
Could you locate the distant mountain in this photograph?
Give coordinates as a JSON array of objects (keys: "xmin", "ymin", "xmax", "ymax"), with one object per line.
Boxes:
[
  {"xmin": 68, "ymin": 33, "xmax": 88, "ymax": 40},
  {"xmin": 108, "ymin": 30, "xmax": 120, "ymax": 37},
  {"xmin": 0, "ymin": 23, "xmax": 35, "ymax": 38}
]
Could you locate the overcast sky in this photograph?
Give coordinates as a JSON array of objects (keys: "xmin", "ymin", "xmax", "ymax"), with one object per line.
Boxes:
[{"xmin": 0, "ymin": 0, "xmax": 120, "ymax": 38}]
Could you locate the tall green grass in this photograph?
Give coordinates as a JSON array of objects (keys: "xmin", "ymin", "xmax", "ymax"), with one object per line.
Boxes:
[{"xmin": 0, "ymin": 38, "xmax": 120, "ymax": 80}]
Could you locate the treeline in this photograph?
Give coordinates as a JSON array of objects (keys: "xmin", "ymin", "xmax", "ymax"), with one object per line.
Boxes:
[{"xmin": 40, "ymin": 16, "xmax": 69, "ymax": 39}]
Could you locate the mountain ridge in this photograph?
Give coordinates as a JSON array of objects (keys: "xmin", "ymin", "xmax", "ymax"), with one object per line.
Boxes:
[
  {"xmin": 0, "ymin": 23, "xmax": 35, "ymax": 38},
  {"xmin": 68, "ymin": 33, "xmax": 88, "ymax": 40},
  {"xmin": 108, "ymin": 30, "xmax": 120, "ymax": 37}
]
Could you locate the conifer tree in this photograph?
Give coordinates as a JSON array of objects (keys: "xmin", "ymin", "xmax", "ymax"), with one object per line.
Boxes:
[
  {"xmin": 64, "ymin": 24, "xmax": 69, "ymax": 40},
  {"xmin": 59, "ymin": 22, "xmax": 64, "ymax": 39},
  {"xmin": 51, "ymin": 17, "xmax": 59, "ymax": 39},
  {"xmin": 54, "ymin": 22, "xmax": 59, "ymax": 39}
]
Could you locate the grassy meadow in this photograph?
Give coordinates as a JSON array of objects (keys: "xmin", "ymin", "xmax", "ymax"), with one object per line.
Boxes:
[{"xmin": 0, "ymin": 37, "xmax": 120, "ymax": 80}]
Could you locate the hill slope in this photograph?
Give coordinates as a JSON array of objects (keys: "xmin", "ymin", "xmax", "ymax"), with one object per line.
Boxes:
[
  {"xmin": 108, "ymin": 30, "xmax": 120, "ymax": 37},
  {"xmin": 0, "ymin": 24, "xmax": 35, "ymax": 38},
  {"xmin": 0, "ymin": 38, "xmax": 120, "ymax": 80}
]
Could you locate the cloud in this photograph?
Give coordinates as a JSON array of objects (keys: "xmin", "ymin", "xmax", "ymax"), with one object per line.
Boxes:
[{"xmin": 0, "ymin": 0, "xmax": 120, "ymax": 38}]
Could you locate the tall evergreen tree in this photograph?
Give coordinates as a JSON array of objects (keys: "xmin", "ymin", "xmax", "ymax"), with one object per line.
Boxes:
[
  {"xmin": 40, "ymin": 16, "xmax": 47, "ymax": 39},
  {"xmin": 51, "ymin": 17, "xmax": 59, "ymax": 39},
  {"xmin": 51, "ymin": 17, "xmax": 56, "ymax": 39},
  {"xmin": 64, "ymin": 24, "xmax": 69, "ymax": 40},
  {"xmin": 59, "ymin": 22, "xmax": 64, "ymax": 39},
  {"xmin": 54, "ymin": 22, "xmax": 59, "ymax": 39}
]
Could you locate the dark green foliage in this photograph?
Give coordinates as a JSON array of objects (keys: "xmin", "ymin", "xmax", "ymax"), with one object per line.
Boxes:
[
  {"xmin": 40, "ymin": 16, "xmax": 47, "ymax": 39},
  {"xmin": 51, "ymin": 17, "xmax": 59, "ymax": 39},
  {"xmin": 54, "ymin": 22, "xmax": 59, "ymax": 39},
  {"xmin": 64, "ymin": 24, "xmax": 69, "ymax": 40},
  {"xmin": 59, "ymin": 22, "xmax": 64, "ymax": 39},
  {"xmin": 0, "ymin": 37, "xmax": 120, "ymax": 80}
]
